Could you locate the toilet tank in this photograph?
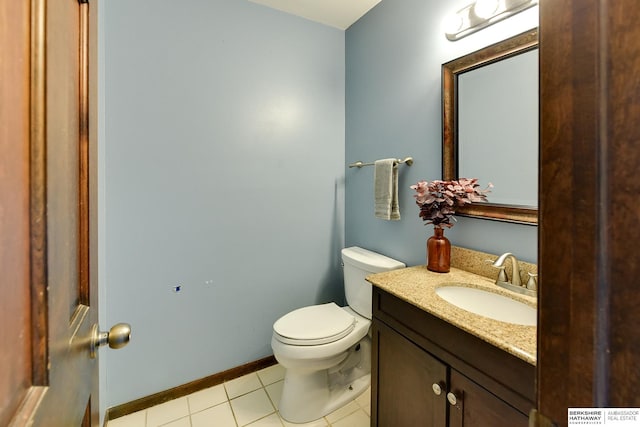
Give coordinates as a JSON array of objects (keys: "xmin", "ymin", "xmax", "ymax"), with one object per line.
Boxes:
[{"xmin": 341, "ymin": 247, "xmax": 405, "ymax": 319}]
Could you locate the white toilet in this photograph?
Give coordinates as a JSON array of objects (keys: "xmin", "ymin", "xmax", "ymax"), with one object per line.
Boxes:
[{"xmin": 271, "ymin": 246, "xmax": 405, "ymax": 423}]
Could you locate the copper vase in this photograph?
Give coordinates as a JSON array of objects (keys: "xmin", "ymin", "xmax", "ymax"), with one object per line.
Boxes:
[{"xmin": 427, "ymin": 227, "xmax": 451, "ymax": 273}]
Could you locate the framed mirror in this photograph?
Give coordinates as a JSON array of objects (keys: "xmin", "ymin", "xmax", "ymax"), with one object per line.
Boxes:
[{"xmin": 442, "ymin": 28, "xmax": 538, "ymax": 224}]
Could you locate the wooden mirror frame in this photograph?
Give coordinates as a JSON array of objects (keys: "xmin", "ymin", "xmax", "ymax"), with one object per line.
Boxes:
[{"xmin": 442, "ymin": 28, "xmax": 539, "ymax": 225}]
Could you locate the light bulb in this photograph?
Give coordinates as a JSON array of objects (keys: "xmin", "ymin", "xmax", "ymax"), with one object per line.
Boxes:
[
  {"xmin": 473, "ymin": 0, "xmax": 500, "ymax": 19},
  {"xmin": 444, "ymin": 13, "xmax": 464, "ymax": 35}
]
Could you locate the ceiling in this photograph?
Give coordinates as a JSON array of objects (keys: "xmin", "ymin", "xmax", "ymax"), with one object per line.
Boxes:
[{"xmin": 248, "ymin": 0, "xmax": 382, "ymax": 30}]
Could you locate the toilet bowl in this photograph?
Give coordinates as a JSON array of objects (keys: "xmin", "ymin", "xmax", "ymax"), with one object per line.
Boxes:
[{"xmin": 271, "ymin": 247, "xmax": 405, "ymax": 423}]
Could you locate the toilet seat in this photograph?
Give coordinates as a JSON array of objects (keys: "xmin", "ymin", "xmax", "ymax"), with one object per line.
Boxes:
[{"xmin": 273, "ymin": 303, "xmax": 356, "ymax": 346}]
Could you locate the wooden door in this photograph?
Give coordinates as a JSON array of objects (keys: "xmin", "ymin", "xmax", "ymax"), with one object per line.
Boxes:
[
  {"xmin": 448, "ymin": 369, "xmax": 528, "ymax": 427},
  {"xmin": 372, "ymin": 321, "xmax": 448, "ymax": 427},
  {"xmin": 534, "ymin": 0, "xmax": 640, "ymax": 425},
  {"xmin": 1, "ymin": 0, "xmax": 102, "ymax": 425}
]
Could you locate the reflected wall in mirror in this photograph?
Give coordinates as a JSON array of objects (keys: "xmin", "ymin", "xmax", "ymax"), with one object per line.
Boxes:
[{"xmin": 442, "ymin": 28, "xmax": 538, "ymax": 224}]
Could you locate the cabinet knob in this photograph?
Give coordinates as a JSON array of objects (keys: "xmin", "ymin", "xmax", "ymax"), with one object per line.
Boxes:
[
  {"xmin": 447, "ymin": 392, "xmax": 458, "ymax": 406},
  {"xmin": 432, "ymin": 383, "xmax": 443, "ymax": 396}
]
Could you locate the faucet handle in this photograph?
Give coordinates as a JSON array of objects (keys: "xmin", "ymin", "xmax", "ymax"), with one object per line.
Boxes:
[
  {"xmin": 486, "ymin": 259, "xmax": 508, "ymax": 283},
  {"xmin": 526, "ymin": 272, "xmax": 538, "ymax": 291},
  {"xmin": 496, "ymin": 266, "xmax": 508, "ymax": 283}
]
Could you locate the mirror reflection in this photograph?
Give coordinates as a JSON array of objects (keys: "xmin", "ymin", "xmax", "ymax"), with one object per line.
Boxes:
[
  {"xmin": 459, "ymin": 49, "xmax": 538, "ymax": 206},
  {"xmin": 442, "ymin": 28, "xmax": 538, "ymax": 224}
]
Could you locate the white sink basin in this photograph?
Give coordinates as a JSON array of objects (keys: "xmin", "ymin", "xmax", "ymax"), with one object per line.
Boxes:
[{"xmin": 435, "ymin": 285, "xmax": 536, "ymax": 326}]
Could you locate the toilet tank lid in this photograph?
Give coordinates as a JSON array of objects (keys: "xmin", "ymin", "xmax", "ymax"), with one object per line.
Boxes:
[{"xmin": 341, "ymin": 246, "xmax": 405, "ymax": 273}]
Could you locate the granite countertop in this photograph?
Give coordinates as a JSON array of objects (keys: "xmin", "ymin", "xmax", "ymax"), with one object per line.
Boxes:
[{"xmin": 366, "ymin": 265, "xmax": 537, "ymax": 366}]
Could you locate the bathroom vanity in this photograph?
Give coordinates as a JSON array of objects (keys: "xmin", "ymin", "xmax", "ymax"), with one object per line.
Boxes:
[{"xmin": 367, "ymin": 260, "xmax": 536, "ymax": 427}]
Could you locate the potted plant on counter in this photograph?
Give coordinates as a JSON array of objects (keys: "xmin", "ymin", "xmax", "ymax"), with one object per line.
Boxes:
[{"xmin": 410, "ymin": 178, "xmax": 492, "ymax": 272}]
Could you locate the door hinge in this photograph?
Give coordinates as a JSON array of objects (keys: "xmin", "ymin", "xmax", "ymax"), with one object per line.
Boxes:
[
  {"xmin": 529, "ymin": 409, "xmax": 558, "ymax": 427},
  {"xmin": 78, "ymin": 0, "xmax": 89, "ymax": 4}
]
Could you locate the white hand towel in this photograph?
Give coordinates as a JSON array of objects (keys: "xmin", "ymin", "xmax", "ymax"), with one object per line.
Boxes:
[{"xmin": 374, "ymin": 159, "xmax": 401, "ymax": 220}]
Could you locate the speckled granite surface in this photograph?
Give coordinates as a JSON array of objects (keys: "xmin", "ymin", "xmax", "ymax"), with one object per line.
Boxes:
[{"xmin": 366, "ymin": 261, "xmax": 537, "ymax": 366}]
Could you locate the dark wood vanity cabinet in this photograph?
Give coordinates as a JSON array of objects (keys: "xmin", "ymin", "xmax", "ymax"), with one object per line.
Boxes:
[
  {"xmin": 447, "ymin": 369, "xmax": 530, "ymax": 427},
  {"xmin": 375, "ymin": 320, "xmax": 447, "ymax": 426},
  {"xmin": 371, "ymin": 288, "xmax": 535, "ymax": 427}
]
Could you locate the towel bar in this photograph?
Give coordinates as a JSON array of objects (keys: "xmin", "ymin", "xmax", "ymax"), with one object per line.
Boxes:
[{"xmin": 348, "ymin": 157, "xmax": 413, "ymax": 169}]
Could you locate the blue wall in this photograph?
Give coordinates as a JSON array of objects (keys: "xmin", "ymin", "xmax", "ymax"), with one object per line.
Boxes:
[
  {"xmin": 101, "ymin": 0, "xmax": 345, "ymax": 408},
  {"xmin": 345, "ymin": 0, "xmax": 538, "ymax": 267}
]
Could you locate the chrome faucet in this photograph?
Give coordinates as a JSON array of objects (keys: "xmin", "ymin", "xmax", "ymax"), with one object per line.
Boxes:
[
  {"xmin": 492, "ymin": 252, "xmax": 521, "ymax": 286},
  {"xmin": 490, "ymin": 252, "xmax": 536, "ymax": 296}
]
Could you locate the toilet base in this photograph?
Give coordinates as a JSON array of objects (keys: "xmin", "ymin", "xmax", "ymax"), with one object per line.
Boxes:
[{"xmin": 278, "ymin": 337, "xmax": 371, "ymax": 424}]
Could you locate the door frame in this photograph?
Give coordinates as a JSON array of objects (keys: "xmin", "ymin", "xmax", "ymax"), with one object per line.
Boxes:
[{"xmin": 536, "ymin": 0, "xmax": 640, "ymax": 424}]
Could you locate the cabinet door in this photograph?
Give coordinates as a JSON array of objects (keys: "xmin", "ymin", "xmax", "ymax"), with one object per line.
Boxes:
[
  {"xmin": 373, "ymin": 321, "xmax": 447, "ymax": 427},
  {"xmin": 448, "ymin": 369, "xmax": 529, "ymax": 427}
]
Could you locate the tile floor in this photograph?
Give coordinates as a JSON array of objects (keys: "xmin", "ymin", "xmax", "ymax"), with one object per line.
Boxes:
[{"xmin": 107, "ymin": 364, "xmax": 371, "ymax": 427}]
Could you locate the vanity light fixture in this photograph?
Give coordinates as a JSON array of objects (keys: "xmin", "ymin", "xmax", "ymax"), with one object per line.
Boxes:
[{"xmin": 445, "ymin": 0, "xmax": 538, "ymax": 41}]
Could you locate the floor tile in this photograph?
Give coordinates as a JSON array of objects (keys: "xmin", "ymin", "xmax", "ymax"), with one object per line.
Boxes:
[
  {"xmin": 188, "ymin": 383, "xmax": 228, "ymax": 413},
  {"xmin": 360, "ymin": 403, "xmax": 371, "ymax": 417},
  {"xmin": 330, "ymin": 409, "xmax": 369, "ymax": 427},
  {"xmin": 146, "ymin": 397, "xmax": 190, "ymax": 427},
  {"xmin": 264, "ymin": 380, "xmax": 283, "ymax": 409},
  {"xmin": 225, "ymin": 373, "xmax": 263, "ymax": 399},
  {"xmin": 230, "ymin": 388, "xmax": 276, "ymax": 426},
  {"xmin": 355, "ymin": 387, "xmax": 371, "ymax": 416},
  {"xmin": 281, "ymin": 417, "xmax": 327, "ymax": 427},
  {"xmin": 191, "ymin": 402, "xmax": 237, "ymax": 427},
  {"xmin": 256, "ymin": 365, "xmax": 285, "ymax": 386},
  {"xmin": 324, "ymin": 401, "xmax": 360, "ymax": 424},
  {"xmin": 161, "ymin": 416, "xmax": 191, "ymax": 427},
  {"xmin": 109, "ymin": 366, "xmax": 369, "ymax": 427},
  {"xmin": 106, "ymin": 410, "xmax": 146, "ymax": 427},
  {"xmin": 245, "ymin": 413, "xmax": 284, "ymax": 427},
  {"xmin": 355, "ymin": 387, "xmax": 370, "ymax": 409}
]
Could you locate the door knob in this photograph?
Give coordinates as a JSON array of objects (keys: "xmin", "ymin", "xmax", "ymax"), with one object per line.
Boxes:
[{"xmin": 90, "ymin": 323, "xmax": 131, "ymax": 358}]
